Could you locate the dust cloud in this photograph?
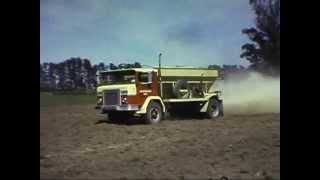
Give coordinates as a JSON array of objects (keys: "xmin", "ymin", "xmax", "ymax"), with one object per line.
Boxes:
[{"xmin": 213, "ymin": 72, "xmax": 280, "ymax": 115}]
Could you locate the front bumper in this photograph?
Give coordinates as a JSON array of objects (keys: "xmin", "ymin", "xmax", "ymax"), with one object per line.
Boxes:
[{"xmin": 96, "ymin": 104, "xmax": 139, "ymax": 113}]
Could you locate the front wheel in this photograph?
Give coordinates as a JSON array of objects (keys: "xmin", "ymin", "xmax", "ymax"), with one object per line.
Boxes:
[
  {"xmin": 206, "ymin": 98, "xmax": 222, "ymax": 119},
  {"xmin": 144, "ymin": 102, "xmax": 163, "ymax": 124}
]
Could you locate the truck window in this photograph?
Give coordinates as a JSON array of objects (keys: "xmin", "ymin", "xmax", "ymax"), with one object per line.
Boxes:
[
  {"xmin": 100, "ymin": 70, "xmax": 136, "ymax": 84},
  {"xmin": 138, "ymin": 73, "xmax": 152, "ymax": 83}
]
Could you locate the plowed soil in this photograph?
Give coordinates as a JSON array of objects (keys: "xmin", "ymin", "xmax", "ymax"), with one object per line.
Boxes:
[{"xmin": 40, "ymin": 104, "xmax": 280, "ymax": 179}]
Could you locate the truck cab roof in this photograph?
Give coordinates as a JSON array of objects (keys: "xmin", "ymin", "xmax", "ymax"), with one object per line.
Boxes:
[
  {"xmin": 99, "ymin": 68, "xmax": 157, "ymax": 73},
  {"xmin": 99, "ymin": 67, "xmax": 219, "ymax": 79}
]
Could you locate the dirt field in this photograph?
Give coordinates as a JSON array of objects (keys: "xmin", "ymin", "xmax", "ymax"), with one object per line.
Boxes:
[{"xmin": 40, "ymin": 103, "xmax": 280, "ymax": 180}]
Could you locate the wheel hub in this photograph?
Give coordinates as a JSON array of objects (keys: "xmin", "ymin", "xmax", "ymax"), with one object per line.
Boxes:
[{"xmin": 151, "ymin": 108, "xmax": 159, "ymax": 120}]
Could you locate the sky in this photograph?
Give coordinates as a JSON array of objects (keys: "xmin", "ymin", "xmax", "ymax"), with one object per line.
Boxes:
[{"xmin": 40, "ymin": 0, "xmax": 255, "ymax": 67}]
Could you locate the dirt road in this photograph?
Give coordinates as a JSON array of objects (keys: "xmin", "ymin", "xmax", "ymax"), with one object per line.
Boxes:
[{"xmin": 40, "ymin": 104, "xmax": 280, "ymax": 179}]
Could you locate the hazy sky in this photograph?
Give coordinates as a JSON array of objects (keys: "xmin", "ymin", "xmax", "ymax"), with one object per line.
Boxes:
[{"xmin": 41, "ymin": 0, "xmax": 255, "ymax": 67}]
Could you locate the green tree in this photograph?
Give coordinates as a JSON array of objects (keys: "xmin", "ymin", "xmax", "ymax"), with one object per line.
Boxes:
[
  {"xmin": 208, "ymin": 64, "xmax": 221, "ymax": 70},
  {"xmin": 241, "ymin": 0, "xmax": 280, "ymax": 75},
  {"xmin": 134, "ymin": 62, "xmax": 142, "ymax": 68}
]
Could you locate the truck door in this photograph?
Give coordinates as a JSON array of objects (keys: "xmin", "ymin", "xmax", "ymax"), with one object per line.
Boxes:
[{"xmin": 137, "ymin": 72, "xmax": 158, "ymax": 97}]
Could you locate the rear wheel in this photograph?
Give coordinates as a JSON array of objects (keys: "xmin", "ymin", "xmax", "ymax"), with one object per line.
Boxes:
[
  {"xmin": 206, "ymin": 98, "xmax": 221, "ymax": 119},
  {"xmin": 144, "ymin": 102, "xmax": 163, "ymax": 124}
]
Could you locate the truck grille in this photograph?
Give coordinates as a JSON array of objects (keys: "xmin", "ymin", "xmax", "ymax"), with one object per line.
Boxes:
[{"xmin": 103, "ymin": 90, "xmax": 120, "ymax": 105}]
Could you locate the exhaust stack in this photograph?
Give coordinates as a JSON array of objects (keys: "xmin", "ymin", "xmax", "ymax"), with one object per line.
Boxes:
[{"xmin": 158, "ymin": 53, "xmax": 162, "ymax": 97}]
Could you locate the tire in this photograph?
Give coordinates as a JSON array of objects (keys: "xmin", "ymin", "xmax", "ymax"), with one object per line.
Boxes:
[
  {"xmin": 173, "ymin": 80, "xmax": 189, "ymax": 98},
  {"xmin": 206, "ymin": 98, "xmax": 221, "ymax": 119},
  {"xmin": 219, "ymin": 100, "xmax": 224, "ymax": 117},
  {"xmin": 144, "ymin": 101, "xmax": 163, "ymax": 124}
]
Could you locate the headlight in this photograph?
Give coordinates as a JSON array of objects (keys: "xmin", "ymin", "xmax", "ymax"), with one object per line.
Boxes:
[
  {"xmin": 97, "ymin": 97, "xmax": 102, "ymax": 104},
  {"xmin": 121, "ymin": 95, "xmax": 128, "ymax": 104},
  {"xmin": 120, "ymin": 90, "xmax": 128, "ymax": 104}
]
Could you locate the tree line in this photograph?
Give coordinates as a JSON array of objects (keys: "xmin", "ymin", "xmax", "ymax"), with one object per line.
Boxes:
[
  {"xmin": 40, "ymin": 57, "xmax": 249, "ymax": 92},
  {"xmin": 40, "ymin": 57, "xmax": 142, "ymax": 91}
]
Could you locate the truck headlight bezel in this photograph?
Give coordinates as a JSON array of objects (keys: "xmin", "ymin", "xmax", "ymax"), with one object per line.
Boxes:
[
  {"xmin": 121, "ymin": 95, "xmax": 128, "ymax": 104},
  {"xmin": 97, "ymin": 97, "xmax": 103, "ymax": 104}
]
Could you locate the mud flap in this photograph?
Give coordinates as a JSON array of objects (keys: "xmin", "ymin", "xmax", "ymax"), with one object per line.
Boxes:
[
  {"xmin": 163, "ymin": 111, "xmax": 170, "ymax": 120},
  {"xmin": 219, "ymin": 100, "xmax": 224, "ymax": 117}
]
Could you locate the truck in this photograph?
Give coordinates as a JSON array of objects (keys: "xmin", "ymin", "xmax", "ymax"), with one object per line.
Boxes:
[{"xmin": 95, "ymin": 54, "xmax": 223, "ymax": 124}]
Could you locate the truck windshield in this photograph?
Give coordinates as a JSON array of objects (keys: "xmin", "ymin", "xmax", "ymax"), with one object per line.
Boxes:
[{"xmin": 99, "ymin": 70, "xmax": 136, "ymax": 85}]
